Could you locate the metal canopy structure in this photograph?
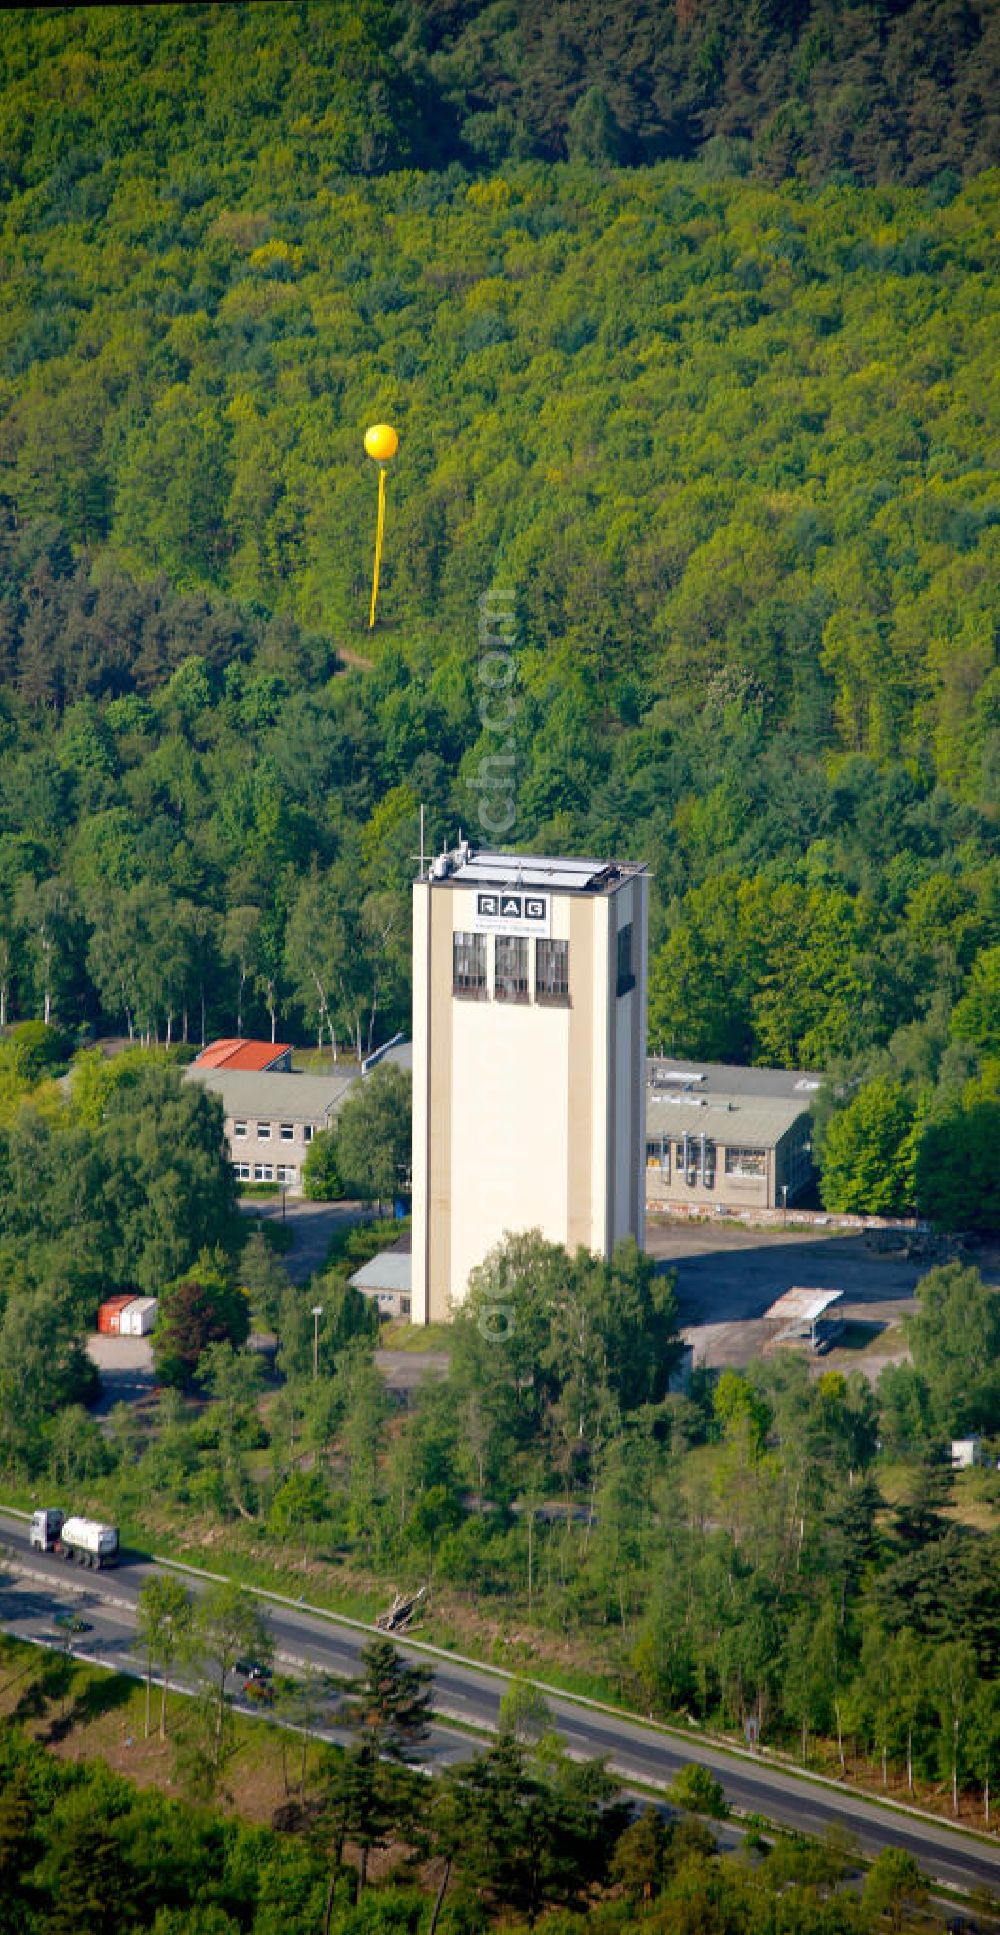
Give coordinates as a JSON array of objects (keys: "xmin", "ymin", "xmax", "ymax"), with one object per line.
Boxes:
[{"xmin": 763, "ymin": 1286, "xmax": 844, "ymax": 1348}]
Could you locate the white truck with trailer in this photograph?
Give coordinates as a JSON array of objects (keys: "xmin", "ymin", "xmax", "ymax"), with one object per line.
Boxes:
[{"xmin": 29, "ymin": 1508, "xmax": 119, "ymax": 1569}]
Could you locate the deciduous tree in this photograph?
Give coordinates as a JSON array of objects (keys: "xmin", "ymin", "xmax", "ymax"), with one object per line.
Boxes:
[
  {"xmin": 136, "ymin": 1574, "xmax": 192, "ymax": 1739},
  {"xmin": 819, "ymin": 1079, "xmax": 918, "ymax": 1216},
  {"xmin": 904, "ymin": 1263, "xmax": 1000, "ymax": 1435},
  {"xmin": 191, "ymin": 1580, "xmax": 272, "ymax": 1779},
  {"xmin": 154, "ymin": 1271, "xmax": 250, "ymax": 1391},
  {"xmin": 333, "ymin": 1063, "xmax": 411, "ymax": 1210}
]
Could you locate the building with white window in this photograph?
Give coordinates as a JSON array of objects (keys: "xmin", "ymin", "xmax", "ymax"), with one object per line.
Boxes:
[
  {"xmin": 412, "ymin": 845, "xmax": 649, "ymax": 1325},
  {"xmin": 644, "ymin": 1058, "xmax": 820, "ymax": 1214},
  {"xmin": 185, "ymin": 1063, "xmax": 357, "ymax": 1190}
]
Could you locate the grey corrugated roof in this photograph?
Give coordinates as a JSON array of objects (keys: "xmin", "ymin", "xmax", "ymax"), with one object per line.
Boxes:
[
  {"xmin": 646, "ymin": 1058, "xmax": 825, "ymax": 1102},
  {"xmin": 185, "ymin": 1066, "xmax": 358, "ymax": 1120},
  {"xmin": 765, "ymin": 1287, "xmax": 843, "ymax": 1324},
  {"xmin": 350, "ymin": 1251, "xmax": 412, "ymax": 1293},
  {"xmin": 645, "ymin": 1089, "xmax": 810, "ymax": 1148}
]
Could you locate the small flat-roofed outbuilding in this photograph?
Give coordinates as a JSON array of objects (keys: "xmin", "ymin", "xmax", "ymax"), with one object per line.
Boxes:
[{"xmin": 349, "ymin": 1237, "xmax": 412, "ymax": 1319}]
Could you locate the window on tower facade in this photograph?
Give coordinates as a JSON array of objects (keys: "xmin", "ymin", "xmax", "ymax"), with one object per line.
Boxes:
[
  {"xmin": 453, "ymin": 930, "xmax": 487, "ymax": 996},
  {"xmin": 494, "ymin": 935, "xmax": 529, "ymax": 1001},
  {"xmin": 616, "ymin": 922, "xmax": 635, "ymax": 996},
  {"xmin": 535, "ymin": 937, "xmax": 569, "ymax": 1001},
  {"xmin": 646, "ymin": 1137, "xmax": 670, "ymax": 1178}
]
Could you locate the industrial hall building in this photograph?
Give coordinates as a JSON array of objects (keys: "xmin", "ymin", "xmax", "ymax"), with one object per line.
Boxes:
[
  {"xmin": 411, "ymin": 844, "xmax": 649, "ymax": 1326},
  {"xmin": 644, "ymin": 1058, "xmax": 819, "ymax": 1214}
]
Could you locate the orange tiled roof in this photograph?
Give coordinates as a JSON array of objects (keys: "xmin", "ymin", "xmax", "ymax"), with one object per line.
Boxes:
[{"xmin": 193, "ymin": 1039, "xmax": 292, "ymax": 1072}]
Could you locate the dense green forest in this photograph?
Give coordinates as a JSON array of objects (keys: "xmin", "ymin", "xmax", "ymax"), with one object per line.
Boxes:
[
  {"xmin": 1, "ymin": 1037, "xmax": 996, "ymax": 1811},
  {"xmin": 5, "ymin": 1166, "xmax": 1000, "ymax": 1826},
  {"xmin": 2, "ymin": 0, "xmax": 998, "ymax": 186},
  {"xmin": 0, "ymin": 1709, "xmax": 942, "ymax": 1933},
  {"xmin": 1, "ymin": 18, "xmax": 998, "ymax": 1122},
  {"xmin": 0, "ymin": 2, "xmax": 997, "ymax": 1203}
]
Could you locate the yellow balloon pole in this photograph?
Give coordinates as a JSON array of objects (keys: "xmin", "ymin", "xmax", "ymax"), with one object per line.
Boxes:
[
  {"xmin": 364, "ymin": 423, "xmax": 398, "ymax": 628},
  {"xmin": 369, "ymin": 464, "xmax": 387, "ymax": 629}
]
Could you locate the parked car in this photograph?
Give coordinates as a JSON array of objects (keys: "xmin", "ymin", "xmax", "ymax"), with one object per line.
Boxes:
[
  {"xmin": 53, "ymin": 1610, "xmax": 91, "ymax": 1633},
  {"xmin": 235, "ymin": 1657, "xmax": 272, "ymax": 1685}
]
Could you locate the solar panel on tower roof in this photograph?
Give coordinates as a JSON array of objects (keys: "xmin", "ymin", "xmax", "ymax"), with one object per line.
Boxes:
[{"xmin": 451, "ymin": 853, "xmax": 619, "ymax": 890}]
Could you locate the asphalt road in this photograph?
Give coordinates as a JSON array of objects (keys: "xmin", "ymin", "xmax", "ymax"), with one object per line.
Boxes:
[{"xmin": 2, "ymin": 1510, "xmax": 999, "ymax": 1895}]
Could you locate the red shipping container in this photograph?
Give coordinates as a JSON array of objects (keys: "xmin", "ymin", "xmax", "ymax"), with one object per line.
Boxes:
[{"xmin": 97, "ymin": 1295, "xmax": 134, "ymax": 1335}]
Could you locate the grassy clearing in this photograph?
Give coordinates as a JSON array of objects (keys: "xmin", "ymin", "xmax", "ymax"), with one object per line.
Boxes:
[
  {"xmin": 943, "ymin": 1466, "xmax": 1000, "ymax": 1532},
  {"xmin": 0, "ymin": 1634, "xmax": 323, "ymax": 1824},
  {"xmin": 378, "ymin": 1319, "xmax": 452, "ymax": 1353},
  {"xmin": 869, "ymin": 1458, "xmax": 1000, "ymax": 1535}
]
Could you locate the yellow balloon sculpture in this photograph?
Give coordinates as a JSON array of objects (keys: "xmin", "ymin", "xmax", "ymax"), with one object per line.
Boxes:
[{"xmin": 364, "ymin": 424, "xmax": 399, "ymax": 626}]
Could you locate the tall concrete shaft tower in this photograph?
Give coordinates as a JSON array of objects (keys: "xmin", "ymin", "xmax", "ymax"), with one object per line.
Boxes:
[{"xmin": 411, "ymin": 846, "xmax": 648, "ymax": 1324}]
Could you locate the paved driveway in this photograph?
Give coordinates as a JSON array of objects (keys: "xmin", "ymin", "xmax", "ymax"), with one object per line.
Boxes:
[{"xmin": 240, "ymin": 1198, "xmax": 372, "ymax": 1284}]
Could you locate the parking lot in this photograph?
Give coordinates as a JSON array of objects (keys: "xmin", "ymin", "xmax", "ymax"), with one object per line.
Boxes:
[
  {"xmin": 85, "ymin": 1333, "xmax": 157, "ymax": 1416},
  {"xmin": 646, "ymin": 1218, "xmax": 999, "ymax": 1376}
]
